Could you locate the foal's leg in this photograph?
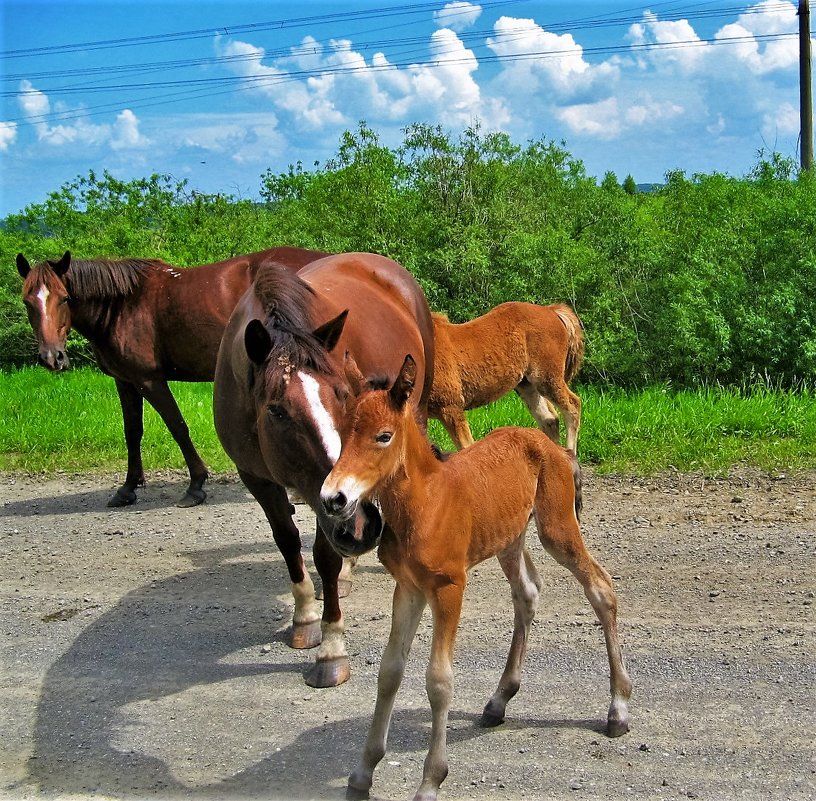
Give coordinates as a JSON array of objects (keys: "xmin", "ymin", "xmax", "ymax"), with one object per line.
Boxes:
[
  {"xmin": 481, "ymin": 537, "xmax": 542, "ymax": 726},
  {"xmin": 437, "ymin": 407, "xmax": 475, "ymax": 450},
  {"xmin": 515, "ymin": 381, "xmax": 561, "ymax": 446},
  {"xmin": 545, "ymin": 379, "xmax": 582, "ymax": 453},
  {"xmin": 348, "ymin": 583, "xmax": 426, "ymax": 800},
  {"xmin": 415, "ymin": 580, "xmax": 465, "ymax": 801},
  {"xmin": 108, "ymin": 379, "xmax": 146, "ymax": 507},
  {"xmin": 535, "ymin": 509, "xmax": 632, "ymax": 736},
  {"xmin": 237, "ymin": 470, "xmax": 323, "ymax": 654},
  {"xmin": 139, "ymin": 378, "xmax": 209, "ymax": 507}
]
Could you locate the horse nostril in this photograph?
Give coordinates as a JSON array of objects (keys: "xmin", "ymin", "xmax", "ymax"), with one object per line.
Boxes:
[
  {"xmin": 323, "ymin": 491, "xmax": 347, "ymax": 515},
  {"xmin": 56, "ymin": 351, "xmax": 66, "ymax": 366}
]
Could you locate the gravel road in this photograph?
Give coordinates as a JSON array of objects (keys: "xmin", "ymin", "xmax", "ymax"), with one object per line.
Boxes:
[{"xmin": 1, "ymin": 467, "xmax": 814, "ymax": 801}]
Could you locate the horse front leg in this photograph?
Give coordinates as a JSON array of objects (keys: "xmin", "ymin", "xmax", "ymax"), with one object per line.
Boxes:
[
  {"xmin": 237, "ymin": 470, "xmax": 322, "ymax": 652},
  {"xmin": 107, "ymin": 379, "xmax": 145, "ymax": 507},
  {"xmin": 348, "ymin": 582, "xmax": 426, "ymax": 800},
  {"xmin": 482, "ymin": 539, "xmax": 542, "ymax": 726},
  {"xmin": 305, "ymin": 525, "xmax": 352, "ymax": 688},
  {"xmin": 139, "ymin": 379, "xmax": 208, "ymax": 507},
  {"xmin": 414, "ymin": 580, "xmax": 464, "ymax": 801}
]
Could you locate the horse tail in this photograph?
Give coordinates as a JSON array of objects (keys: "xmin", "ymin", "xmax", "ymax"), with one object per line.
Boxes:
[{"xmin": 553, "ymin": 304, "xmax": 585, "ymax": 383}]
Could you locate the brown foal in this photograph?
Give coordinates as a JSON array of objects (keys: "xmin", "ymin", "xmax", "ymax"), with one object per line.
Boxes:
[
  {"xmin": 429, "ymin": 301, "xmax": 584, "ymax": 452},
  {"xmin": 321, "ymin": 355, "xmax": 631, "ymax": 801}
]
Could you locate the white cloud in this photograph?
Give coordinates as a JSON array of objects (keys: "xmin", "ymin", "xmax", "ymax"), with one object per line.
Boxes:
[
  {"xmin": 762, "ymin": 101, "xmax": 801, "ymax": 140},
  {"xmin": 216, "ymin": 26, "xmax": 507, "ymax": 131},
  {"xmin": 111, "ymin": 110, "xmax": 150, "ymax": 150},
  {"xmin": 433, "ymin": 2, "xmax": 482, "ymax": 32},
  {"xmin": 714, "ymin": 1, "xmax": 798, "ymax": 74},
  {"xmin": 17, "ymin": 80, "xmax": 149, "ymax": 151},
  {"xmin": 486, "ymin": 16, "xmax": 618, "ymax": 100},
  {"xmin": 627, "ymin": 11, "xmax": 708, "ymax": 73},
  {"xmin": 0, "ymin": 122, "xmax": 17, "ymax": 151},
  {"xmin": 558, "ymin": 94, "xmax": 684, "ymax": 140}
]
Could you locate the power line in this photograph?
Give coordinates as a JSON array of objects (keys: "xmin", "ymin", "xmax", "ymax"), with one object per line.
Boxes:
[
  {"xmin": 3, "ymin": 1, "xmax": 806, "ymax": 126},
  {"xmin": 6, "ymin": 30, "xmax": 800, "ymax": 125}
]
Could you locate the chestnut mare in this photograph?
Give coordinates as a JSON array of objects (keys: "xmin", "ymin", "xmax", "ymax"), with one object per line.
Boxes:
[
  {"xmin": 429, "ymin": 301, "xmax": 584, "ymax": 452},
  {"xmin": 213, "ymin": 253, "xmax": 434, "ymax": 688},
  {"xmin": 16, "ymin": 247, "xmax": 327, "ymax": 507},
  {"xmin": 322, "ymin": 355, "xmax": 631, "ymax": 801}
]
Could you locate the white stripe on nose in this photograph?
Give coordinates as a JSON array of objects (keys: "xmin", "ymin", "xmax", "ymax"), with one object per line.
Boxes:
[
  {"xmin": 298, "ymin": 371, "xmax": 341, "ymax": 464},
  {"xmin": 36, "ymin": 286, "xmax": 50, "ymax": 316}
]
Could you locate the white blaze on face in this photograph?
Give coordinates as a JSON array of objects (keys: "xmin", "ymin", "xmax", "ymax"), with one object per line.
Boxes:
[
  {"xmin": 298, "ymin": 371, "xmax": 341, "ymax": 464},
  {"xmin": 36, "ymin": 285, "xmax": 50, "ymax": 318}
]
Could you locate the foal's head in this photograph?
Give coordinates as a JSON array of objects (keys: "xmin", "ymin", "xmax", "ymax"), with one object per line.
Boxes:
[
  {"xmin": 17, "ymin": 252, "xmax": 72, "ymax": 371},
  {"xmin": 320, "ymin": 354, "xmax": 418, "ymax": 525}
]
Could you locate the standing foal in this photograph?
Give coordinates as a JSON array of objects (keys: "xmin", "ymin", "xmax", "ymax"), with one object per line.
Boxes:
[{"xmin": 321, "ymin": 355, "xmax": 632, "ymax": 801}]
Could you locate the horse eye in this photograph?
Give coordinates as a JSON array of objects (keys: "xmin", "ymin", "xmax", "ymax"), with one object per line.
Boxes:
[
  {"xmin": 59, "ymin": 297, "xmax": 70, "ymax": 305},
  {"xmin": 267, "ymin": 404, "xmax": 287, "ymax": 421},
  {"xmin": 375, "ymin": 431, "xmax": 393, "ymax": 445}
]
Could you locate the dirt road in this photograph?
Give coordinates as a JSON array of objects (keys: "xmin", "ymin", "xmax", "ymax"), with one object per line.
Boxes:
[{"xmin": 1, "ymin": 468, "xmax": 814, "ymax": 801}]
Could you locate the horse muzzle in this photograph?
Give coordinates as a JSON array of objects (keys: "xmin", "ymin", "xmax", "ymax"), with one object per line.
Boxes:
[
  {"xmin": 319, "ymin": 498, "xmax": 383, "ymax": 558},
  {"xmin": 39, "ymin": 348, "xmax": 69, "ymax": 372}
]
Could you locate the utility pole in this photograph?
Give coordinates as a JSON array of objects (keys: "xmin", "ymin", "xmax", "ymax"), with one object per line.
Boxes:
[{"xmin": 800, "ymin": 0, "xmax": 813, "ymax": 170}]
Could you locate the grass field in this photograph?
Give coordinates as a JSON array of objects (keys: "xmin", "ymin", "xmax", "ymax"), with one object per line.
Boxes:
[{"xmin": 2, "ymin": 367, "xmax": 815, "ymax": 475}]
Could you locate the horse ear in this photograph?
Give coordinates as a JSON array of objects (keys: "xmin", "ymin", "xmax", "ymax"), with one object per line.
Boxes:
[
  {"xmin": 313, "ymin": 309, "xmax": 348, "ymax": 352},
  {"xmin": 343, "ymin": 351, "xmax": 367, "ymax": 395},
  {"xmin": 244, "ymin": 319, "xmax": 273, "ymax": 365},
  {"xmin": 16, "ymin": 254, "xmax": 31, "ymax": 279},
  {"xmin": 390, "ymin": 355, "xmax": 417, "ymax": 409},
  {"xmin": 49, "ymin": 251, "xmax": 71, "ymax": 276}
]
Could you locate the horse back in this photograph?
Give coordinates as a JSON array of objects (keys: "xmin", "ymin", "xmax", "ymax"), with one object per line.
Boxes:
[{"xmin": 300, "ymin": 253, "xmax": 435, "ymax": 418}]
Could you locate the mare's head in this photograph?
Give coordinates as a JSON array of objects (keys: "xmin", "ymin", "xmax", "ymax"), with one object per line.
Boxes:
[
  {"xmin": 244, "ymin": 271, "xmax": 384, "ymax": 557},
  {"xmin": 320, "ymin": 354, "xmax": 418, "ymax": 547},
  {"xmin": 17, "ymin": 252, "xmax": 72, "ymax": 371}
]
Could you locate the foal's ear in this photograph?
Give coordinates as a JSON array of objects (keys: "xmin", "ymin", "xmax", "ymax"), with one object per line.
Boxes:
[
  {"xmin": 313, "ymin": 309, "xmax": 348, "ymax": 352},
  {"xmin": 48, "ymin": 251, "xmax": 71, "ymax": 276},
  {"xmin": 245, "ymin": 319, "xmax": 273, "ymax": 365},
  {"xmin": 16, "ymin": 253, "xmax": 30, "ymax": 279},
  {"xmin": 390, "ymin": 354, "xmax": 417, "ymax": 409},
  {"xmin": 343, "ymin": 351, "xmax": 367, "ymax": 395}
]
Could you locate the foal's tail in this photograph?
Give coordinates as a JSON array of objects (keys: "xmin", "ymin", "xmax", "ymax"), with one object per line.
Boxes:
[{"xmin": 553, "ymin": 304, "xmax": 585, "ymax": 383}]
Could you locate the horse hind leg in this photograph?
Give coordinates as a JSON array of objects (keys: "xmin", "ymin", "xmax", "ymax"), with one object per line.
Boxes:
[
  {"xmin": 481, "ymin": 536, "xmax": 542, "ymax": 727},
  {"xmin": 437, "ymin": 407, "xmax": 475, "ymax": 450},
  {"xmin": 515, "ymin": 379, "xmax": 560, "ymax": 445},
  {"xmin": 534, "ymin": 496, "xmax": 632, "ymax": 737}
]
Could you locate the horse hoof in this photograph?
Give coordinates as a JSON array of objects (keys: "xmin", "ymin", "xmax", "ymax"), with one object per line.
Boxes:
[
  {"xmin": 305, "ymin": 655, "xmax": 350, "ymax": 688},
  {"xmin": 107, "ymin": 488, "xmax": 137, "ymax": 507},
  {"xmin": 177, "ymin": 489, "xmax": 206, "ymax": 508},
  {"xmin": 346, "ymin": 784, "xmax": 370, "ymax": 801},
  {"xmin": 290, "ymin": 620, "xmax": 322, "ymax": 649},
  {"xmin": 479, "ymin": 698, "xmax": 506, "ymax": 727},
  {"xmin": 607, "ymin": 715, "xmax": 630, "ymax": 738},
  {"xmin": 338, "ymin": 578, "xmax": 353, "ymax": 598}
]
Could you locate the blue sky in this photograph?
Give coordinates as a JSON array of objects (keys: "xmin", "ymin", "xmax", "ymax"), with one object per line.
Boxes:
[{"xmin": 0, "ymin": 0, "xmax": 811, "ymax": 217}]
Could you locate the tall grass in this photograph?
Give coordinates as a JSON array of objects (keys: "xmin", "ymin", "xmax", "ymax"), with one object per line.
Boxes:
[{"xmin": 2, "ymin": 367, "xmax": 814, "ymax": 475}]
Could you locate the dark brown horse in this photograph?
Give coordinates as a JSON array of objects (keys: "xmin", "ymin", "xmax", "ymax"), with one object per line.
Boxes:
[
  {"xmin": 213, "ymin": 252, "xmax": 434, "ymax": 687},
  {"xmin": 17, "ymin": 247, "xmax": 327, "ymax": 507},
  {"xmin": 322, "ymin": 354, "xmax": 630, "ymax": 801},
  {"xmin": 429, "ymin": 302, "xmax": 584, "ymax": 452}
]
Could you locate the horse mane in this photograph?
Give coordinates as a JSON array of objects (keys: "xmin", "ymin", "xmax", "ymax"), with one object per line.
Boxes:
[
  {"xmin": 252, "ymin": 262, "xmax": 332, "ymax": 392},
  {"xmin": 64, "ymin": 258, "xmax": 159, "ymax": 300}
]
